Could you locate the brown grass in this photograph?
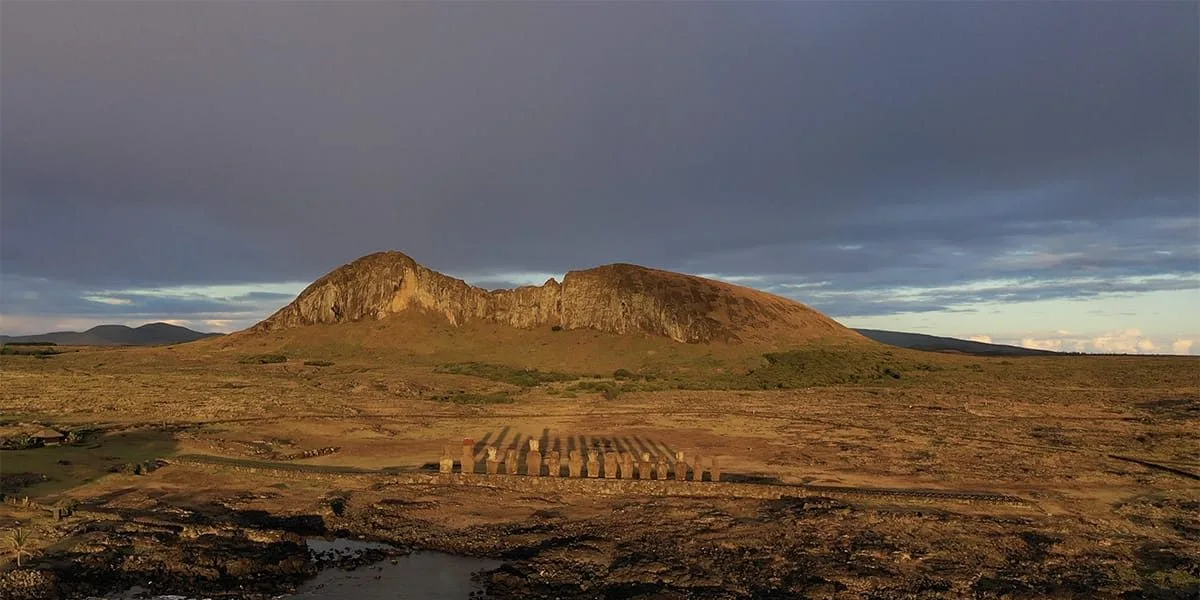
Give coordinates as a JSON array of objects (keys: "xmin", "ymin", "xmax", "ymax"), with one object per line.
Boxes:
[{"xmin": 1, "ymin": 321, "xmax": 1196, "ymax": 586}]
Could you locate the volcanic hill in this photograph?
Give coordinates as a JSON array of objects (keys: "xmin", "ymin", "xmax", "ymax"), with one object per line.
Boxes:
[{"xmin": 251, "ymin": 251, "xmax": 860, "ymax": 345}]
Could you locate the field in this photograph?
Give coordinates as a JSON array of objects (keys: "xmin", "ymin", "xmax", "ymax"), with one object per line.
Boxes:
[{"xmin": 1, "ymin": 321, "xmax": 1198, "ymax": 598}]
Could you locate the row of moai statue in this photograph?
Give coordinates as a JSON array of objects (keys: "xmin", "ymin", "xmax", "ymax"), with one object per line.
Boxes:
[{"xmin": 440, "ymin": 438, "xmax": 720, "ymax": 481}]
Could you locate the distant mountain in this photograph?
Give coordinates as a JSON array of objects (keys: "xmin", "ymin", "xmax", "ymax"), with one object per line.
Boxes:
[
  {"xmin": 0, "ymin": 323, "xmax": 221, "ymax": 346},
  {"xmin": 853, "ymin": 329, "xmax": 1058, "ymax": 357},
  {"xmin": 250, "ymin": 251, "xmax": 863, "ymax": 345}
]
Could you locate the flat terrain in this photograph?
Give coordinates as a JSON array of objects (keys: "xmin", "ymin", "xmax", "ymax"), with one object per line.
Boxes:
[{"xmin": 1, "ymin": 325, "xmax": 1197, "ymax": 598}]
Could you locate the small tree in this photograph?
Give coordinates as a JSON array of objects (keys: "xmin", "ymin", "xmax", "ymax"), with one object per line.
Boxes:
[{"xmin": 5, "ymin": 528, "xmax": 34, "ymax": 567}]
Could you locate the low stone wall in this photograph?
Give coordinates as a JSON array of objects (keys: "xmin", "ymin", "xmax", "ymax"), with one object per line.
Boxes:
[
  {"xmin": 409, "ymin": 472, "xmax": 776, "ymax": 500},
  {"xmin": 1, "ymin": 495, "xmax": 74, "ymax": 520},
  {"xmin": 277, "ymin": 446, "xmax": 341, "ymax": 461}
]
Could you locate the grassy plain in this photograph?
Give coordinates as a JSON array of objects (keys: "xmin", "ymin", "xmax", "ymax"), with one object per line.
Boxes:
[{"xmin": 1, "ymin": 319, "xmax": 1197, "ymax": 596}]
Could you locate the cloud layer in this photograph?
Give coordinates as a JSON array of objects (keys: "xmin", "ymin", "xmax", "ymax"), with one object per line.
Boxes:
[{"xmin": 1, "ymin": 2, "xmax": 1196, "ymax": 351}]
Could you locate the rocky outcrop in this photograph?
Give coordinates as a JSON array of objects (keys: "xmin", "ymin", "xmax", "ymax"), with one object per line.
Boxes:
[{"xmin": 251, "ymin": 251, "xmax": 858, "ymax": 344}]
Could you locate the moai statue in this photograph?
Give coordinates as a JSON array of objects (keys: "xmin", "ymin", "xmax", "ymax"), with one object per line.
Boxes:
[
  {"xmin": 485, "ymin": 446, "xmax": 499, "ymax": 475},
  {"xmin": 692, "ymin": 454, "xmax": 704, "ymax": 481},
  {"xmin": 505, "ymin": 449, "xmax": 519, "ymax": 475},
  {"xmin": 568, "ymin": 450, "xmax": 583, "ymax": 477},
  {"xmin": 527, "ymin": 439, "xmax": 542, "ymax": 476},
  {"xmin": 586, "ymin": 449, "xmax": 602, "ymax": 478},
  {"xmin": 710, "ymin": 456, "xmax": 721, "ymax": 482},
  {"xmin": 439, "ymin": 447, "xmax": 454, "ymax": 474},
  {"xmin": 656, "ymin": 457, "xmax": 669, "ymax": 480},
  {"xmin": 673, "ymin": 451, "xmax": 688, "ymax": 481},
  {"xmin": 461, "ymin": 439, "xmax": 476, "ymax": 474},
  {"xmin": 603, "ymin": 452, "xmax": 618, "ymax": 479},
  {"xmin": 547, "ymin": 450, "xmax": 561, "ymax": 477},
  {"xmin": 638, "ymin": 452, "xmax": 652, "ymax": 480},
  {"xmin": 619, "ymin": 452, "xmax": 634, "ymax": 479}
]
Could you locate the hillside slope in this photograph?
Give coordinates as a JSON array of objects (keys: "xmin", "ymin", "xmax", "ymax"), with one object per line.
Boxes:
[
  {"xmin": 0, "ymin": 323, "xmax": 219, "ymax": 346},
  {"xmin": 250, "ymin": 251, "xmax": 862, "ymax": 345},
  {"xmin": 854, "ymin": 329, "xmax": 1059, "ymax": 356}
]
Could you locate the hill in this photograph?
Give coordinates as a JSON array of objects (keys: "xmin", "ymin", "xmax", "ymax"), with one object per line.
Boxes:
[
  {"xmin": 0, "ymin": 323, "xmax": 220, "ymax": 346},
  {"xmin": 250, "ymin": 251, "xmax": 863, "ymax": 346},
  {"xmin": 853, "ymin": 328, "xmax": 1058, "ymax": 356}
]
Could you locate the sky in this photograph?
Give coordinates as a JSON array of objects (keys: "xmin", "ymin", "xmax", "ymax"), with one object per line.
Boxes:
[{"xmin": 1, "ymin": 1, "xmax": 1197, "ymax": 354}]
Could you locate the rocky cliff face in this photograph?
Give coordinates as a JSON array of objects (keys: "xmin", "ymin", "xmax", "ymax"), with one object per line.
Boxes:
[{"xmin": 251, "ymin": 252, "xmax": 858, "ymax": 344}]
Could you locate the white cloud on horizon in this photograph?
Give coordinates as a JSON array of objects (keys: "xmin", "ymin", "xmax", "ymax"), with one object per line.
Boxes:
[
  {"xmin": 1007, "ymin": 329, "xmax": 1194, "ymax": 355},
  {"xmin": 82, "ymin": 295, "xmax": 133, "ymax": 305}
]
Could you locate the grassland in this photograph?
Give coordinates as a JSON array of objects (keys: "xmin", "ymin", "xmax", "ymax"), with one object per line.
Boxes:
[{"xmin": 1, "ymin": 319, "xmax": 1197, "ymax": 597}]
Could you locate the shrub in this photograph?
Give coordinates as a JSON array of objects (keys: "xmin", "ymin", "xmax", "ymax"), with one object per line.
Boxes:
[
  {"xmin": 567, "ymin": 380, "xmax": 611, "ymax": 393},
  {"xmin": 551, "ymin": 325, "xmax": 563, "ymax": 332},
  {"xmin": 430, "ymin": 391, "xmax": 515, "ymax": 405},
  {"xmin": 570, "ymin": 380, "xmax": 624, "ymax": 399},
  {"xmin": 304, "ymin": 360, "xmax": 334, "ymax": 367},
  {"xmin": 613, "ymin": 368, "xmax": 635, "ymax": 380},
  {"xmin": 434, "ymin": 362, "xmax": 572, "ymax": 387},
  {"xmin": 0, "ymin": 435, "xmax": 41, "ymax": 450},
  {"xmin": 692, "ymin": 347, "xmax": 933, "ymax": 389},
  {"xmin": 238, "ymin": 354, "xmax": 287, "ymax": 364},
  {"xmin": 1, "ymin": 345, "xmax": 60, "ymax": 357}
]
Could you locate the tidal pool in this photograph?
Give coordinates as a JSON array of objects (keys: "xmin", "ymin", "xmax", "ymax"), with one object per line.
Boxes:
[
  {"xmin": 95, "ymin": 539, "xmax": 502, "ymax": 600},
  {"xmin": 287, "ymin": 550, "xmax": 503, "ymax": 599}
]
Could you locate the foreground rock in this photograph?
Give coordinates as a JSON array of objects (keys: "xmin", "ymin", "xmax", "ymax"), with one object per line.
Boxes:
[
  {"xmin": 1, "ymin": 521, "xmax": 316, "ymax": 600},
  {"xmin": 4, "ymin": 490, "xmax": 1197, "ymax": 599}
]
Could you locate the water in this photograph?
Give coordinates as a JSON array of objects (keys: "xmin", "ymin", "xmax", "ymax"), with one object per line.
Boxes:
[
  {"xmin": 288, "ymin": 551, "xmax": 502, "ymax": 599},
  {"xmin": 93, "ymin": 539, "xmax": 502, "ymax": 600}
]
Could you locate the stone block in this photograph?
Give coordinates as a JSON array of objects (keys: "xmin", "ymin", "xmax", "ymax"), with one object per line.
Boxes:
[
  {"xmin": 638, "ymin": 452, "xmax": 652, "ymax": 480},
  {"xmin": 692, "ymin": 454, "xmax": 704, "ymax": 481},
  {"xmin": 485, "ymin": 446, "xmax": 499, "ymax": 475},
  {"xmin": 527, "ymin": 450, "xmax": 542, "ymax": 476},
  {"xmin": 603, "ymin": 452, "xmax": 618, "ymax": 479},
  {"xmin": 656, "ymin": 459, "xmax": 668, "ymax": 480},
  {"xmin": 505, "ymin": 449, "xmax": 519, "ymax": 475},
  {"xmin": 619, "ymin": 452, "xmax": 634, "ymax": 479},
  {"xmin": 710, "ymin": 456, "xmax": 721, "ymax": 482},
  {"xmin": 547, "ymin": 450, "xmax": 561, "ymax": 477},
  {"xmin": 586, "ymin": 450, "xmax": 601, "ymax": 478},
  {"xmin": 568, "ymin": 450, "xmax": 583, "ymax": 477},
  {"xmin": 461, "ymin": 439, "xmax": 476, "ymax": 474}
]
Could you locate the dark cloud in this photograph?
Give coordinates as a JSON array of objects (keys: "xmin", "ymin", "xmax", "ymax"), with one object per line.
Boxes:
[{"xmin": 1, "ymin": 2, "xmax": 1196, "ymax": 326}]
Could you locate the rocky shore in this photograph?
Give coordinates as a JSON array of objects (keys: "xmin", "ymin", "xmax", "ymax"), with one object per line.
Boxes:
[{"xmin": 2, "ymin": 491, "xmax": 1197, "ymax": 600}]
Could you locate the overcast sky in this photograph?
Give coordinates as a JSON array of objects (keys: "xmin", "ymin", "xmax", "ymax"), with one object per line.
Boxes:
[{"xmin": 2, "ymin": 1, "xmax": 1197, "ymax": 354}]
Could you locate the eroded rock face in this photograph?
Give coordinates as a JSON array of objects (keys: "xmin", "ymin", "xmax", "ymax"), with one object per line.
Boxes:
[{"xmin": 251, "ymin": 251, "xmax": 855, "ymax": 344}]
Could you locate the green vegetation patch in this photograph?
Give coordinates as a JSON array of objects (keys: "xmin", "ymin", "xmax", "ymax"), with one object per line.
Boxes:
[
  {"xmin": 659, "ymin": 347, "xmax": 945, "ymax": 390},
  {"xmin": 1, "ymin": 345, "xmax": 60, "ymax": 357},
  {"xmin": 434, "ymin": 362, "xmax": 573, "ymax": 387},
  {"xmin": 430, "ymin": 390, "xmax": 516, "ymax": 405},
  {"xmin": 238, "ymin": 353, "xmax": 288, "ymax": 364},
  {"xmin": 734, "ymin": 348, "xmax": 914, "ymax": 388},
  {"xmin": 1, "ymin": 430, "xmax": 178, "ymax": 498}
]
